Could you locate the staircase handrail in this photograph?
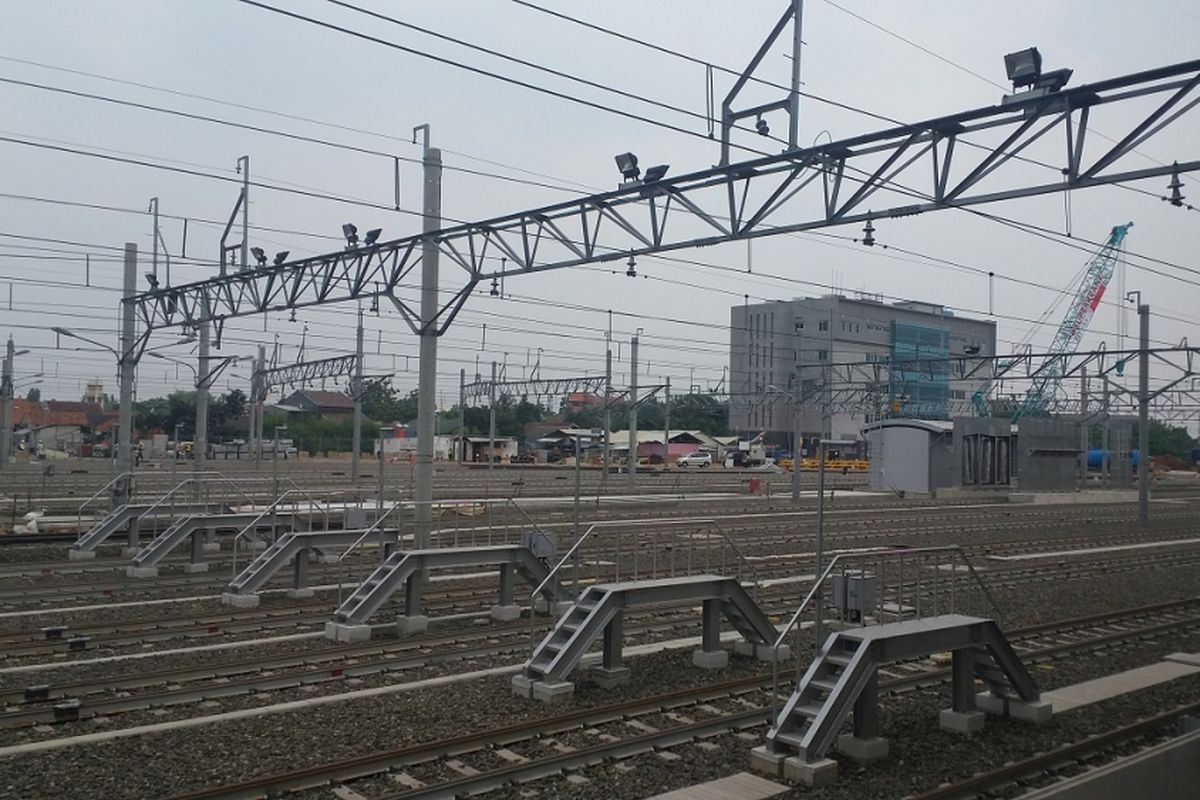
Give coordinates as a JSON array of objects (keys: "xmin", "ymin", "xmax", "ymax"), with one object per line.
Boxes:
[
  {"xmin": 137, "ymin": 474, "xmax": 256, "ymax": 522},
  {"xmin": 230, "ymin": 488, "xmax": 360, "ymax": 580},
  {"xmin": 74, "ymin": 470, "xmax": 224, "ymax": 540},
  {"xmin": 768, "ymin": 544, "xmax": 1001, "ymax": 726},
  {"xmin": 337, "ymin": 501, "xmax": 402, "ymax": 562}
]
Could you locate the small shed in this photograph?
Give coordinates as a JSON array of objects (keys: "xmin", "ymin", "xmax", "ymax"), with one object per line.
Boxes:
[{"xmin": 862, "ymin": 418, "xmax": 955, "ymax": 494}]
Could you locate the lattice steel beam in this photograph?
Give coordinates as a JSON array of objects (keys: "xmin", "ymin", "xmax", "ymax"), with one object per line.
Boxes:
[{"xmin": 127, "ymin": 59, "xmax": 1200, "ymax": 339}]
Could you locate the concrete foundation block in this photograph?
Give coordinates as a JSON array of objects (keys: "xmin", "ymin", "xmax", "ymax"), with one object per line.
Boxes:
[
  {"xmin": 975, "ymin": 691, "xmax": 1007, "ymax": 716},
  {"xmin": 182, "ymin": 562, "xmax": 209, "ymax": 573},
  {"xmin": 67, "ymin": 549, "xmax": 96, "ymax": 561},
  {"xmin": 490, "ymin": 604, "xmax": 522, "ymax": 622},
  {"xmin": 122, "ymin": 547, "xmax": 141, "ymax": 558},
  {"xmin": 286, "ymin": 588, "xmax": 315, "ymax": 599},
  {"xmin": 756, "ymin": 643, "xmax": 791, "ymax": 663},
  {"xmin": 1008, "ymin": 698, "xmax": 1053, "ymax": 725},
  {"xmin": 533, "ymin": 598, "xmax": 574, "ymax": 616},
  {"xmin": 511, "ymin": 673, "xmax": 534, "ymax": 699},
  {"xmin": 531, "ymin": 680, "xmax": 575, "ymax": 705},
  {"xmin": 201, "ymin": 542, "xmax": 222, "ymax": 553},
  {"xmin": 590, "ymin": 666, "xmax": 631, "ymax": 689},
  {"xmin": 692, "ymin": 649, "xmax": 730, "ymax": 670},
  {"xmin": 220, "ymin": 592, "xmax": 260, "ymax": 609},
  {"xmin": 939, "ymin": 708, "xmax": 985, "ymax": 735},
  {"xmin": 837, "ymin": 733, "xmax": 889, "ymax": 763},
  {"xmin": 125, "ymin": 566, "xmax": 158, "ymax": 579},
  {"xmin": 734, "ymin": 641, "xmax": 756, "ymax": 658},
  {"xmin": 749, "ymin": 745, "xmax": 788, "ymax": 778},
  {"xmin": 315, "ymin": 554, "xmax": 341, "ymax": 564},
  {"xmin": 784, "ymin": 756, "xmax": 838, "ymax": 787},
  {"xmin": 324, "ymin": 621, "xmax": 373, "ymax": 643},
  {"xmin": 395, "ymin": 615, "xmax": 429, "ymax": 637}
]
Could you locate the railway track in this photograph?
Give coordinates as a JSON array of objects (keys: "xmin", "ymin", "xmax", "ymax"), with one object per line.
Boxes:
[{"xmin": 157, "ymin": 598, "xmax": 1200, "ymax": 800}]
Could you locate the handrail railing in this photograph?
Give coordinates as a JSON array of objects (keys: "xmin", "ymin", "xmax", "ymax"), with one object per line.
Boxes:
[
  {"xmin": 767, "ymin": 544, "xmax": 1001, "ymax": 726},
  {"xmin": 229, "ymin": 486, "xmax": 342, "ymax": 581},
  {"xmin": 75, "ymin": 470, "xmax": 234, "ymax": 542},
  {"xmin": 526, "ymin": 516, "xmax": 764, "ymax": 654},
  {"xmin": 334, "ymin": 502, "xmax": 403, "ymax": 608},
  {"xmin": 137, "ymin": 475, "xmax": 256, "ymax": 524}
]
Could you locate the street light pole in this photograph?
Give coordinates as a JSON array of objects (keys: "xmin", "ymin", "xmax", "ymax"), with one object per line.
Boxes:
[
  {"xmin": 194, "ymin": 318, "xmax": 210, "ymax": 499},
  {"xmin": 1135, "ymin": 298, "xmax": 1150, "ymax": 528},
  {"xmin": 0, "ymin": 337, "xmax": 14, "ymax": 469},
  {"xmin": 628, "ymin": 333, "xmax": 639, "ymax": 488},
  {"xmin": 352, "ymin": 306, "xmax": 364, "ymax": 482}
]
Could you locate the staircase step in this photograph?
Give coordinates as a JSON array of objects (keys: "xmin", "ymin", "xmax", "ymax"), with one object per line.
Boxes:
[
  {"xmin": 770, "ymin": 729, "xmax": 808, "ymax": 749},
  {"xmin": 826, "ymin": 653, "xmax": 854, "ymax": 667},
  {"xmin": 809, "ymin": 678, "xmax": 839, "ymax": 693},
  {"xmin": 795, "ymin": 702, "xmax": 825, "ymax": 718}
]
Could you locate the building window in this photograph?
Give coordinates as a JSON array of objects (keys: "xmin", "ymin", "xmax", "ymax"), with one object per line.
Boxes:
[
  {"xmin": 818, "ymin": 319, "xmax": 829, "ymax": 332},
  {"xmin": 794, "ymin": 319, "xmax": 804, "ymax": 331},
  {"xmin": 817, "ymin": 350, "xmax": 828, "ymax": 361}
]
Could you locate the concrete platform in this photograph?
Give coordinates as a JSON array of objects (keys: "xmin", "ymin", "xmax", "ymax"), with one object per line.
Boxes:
[
  {"xmin": 219, "ymin": 592, "xmax": 260, "ymax": 608},
  {"xmin": 646, "ymin": 772, "xmax": 789, "ymax": 800},
  {"xmin": 66, "ymin": 549, "xmax": 96, "ymax": 561},
  {"xmin": 182, "ymin": 562, "xmax": 209, "ymax": 573},
  {"xmin": 1043, "ymin": 657, "xmax": 1200, "ymax": 713},
  {"xmin": 1009, "ymin": 489, "xmax": 1138, "ymax": 505},
  {"xmin": 125, "ymin": 566, "xmax": 158, "ymax": 579},
  {"xmin": 286, "ymin": 588, "xmax": 314, "ymax": 599}
]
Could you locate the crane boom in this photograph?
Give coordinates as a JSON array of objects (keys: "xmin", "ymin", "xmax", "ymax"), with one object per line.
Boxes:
[{"xmin": 1014, "ymin": 222, "xmax": 1133, "ymax": 420}]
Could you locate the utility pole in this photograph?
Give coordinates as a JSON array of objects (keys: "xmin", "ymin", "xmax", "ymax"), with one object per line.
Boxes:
[
  {"xmin": 194, "ymin": 319, "xmax": 210, "ymax": 493},
  {"xmin": 628, "ymin": 333, "xmax": 639, "ymax": 488},
  {"xmin": 116, "ymin": 243, "xmax": 138, "ymax": 505},
  {"xmin": 1079, "ymin": 367, "xmax": 1089, "ymax": 490},
  {"xmin": 458, "ymin": 368, "xmax": 466, "ymax": 463},
  {"xmin": 149, "ymin": 197, "xmax": 160, "ymax": 283},
  {"xmin": 601, "ymin": 344, "xmax": 612, "ymax": 492},
  {"xmin": 0, "ymin": 337, "xmax": 13, "ymax": 469},
  {"xmin": 411, "ymin": 124, "xmax": 441, "ymax": 619},
  {"xmin": 791, "ymin": 386, "xmax": 802, "ymax": 504},
  {"xmin": 663, "ymin": 377, "xmax": 671, "ymax": 467},
  {"xmin": 351, "ymin": 306, "xmax": 364, "ymax": 482},
  {"xmin": 488, "ymin": 361, "xmax": 497, "ymax": 476},
  {"xmin": 1136, "ymin": 300, "xmax": 1150, "ymax": 528},
  {"xmin": 250, "ymin": 345, "xmax": 265, "ymax": 465}
]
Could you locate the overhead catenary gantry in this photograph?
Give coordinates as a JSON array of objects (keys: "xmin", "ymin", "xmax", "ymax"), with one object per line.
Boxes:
[{"xmin": 124, "ymin": 56, "xmax": 1200, "ymax": 342}]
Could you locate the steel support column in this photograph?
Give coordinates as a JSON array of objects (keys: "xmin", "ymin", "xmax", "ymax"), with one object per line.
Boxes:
[
  {"xmin": 1137, "ymin": 303, "xmax": 1150, "ymax": 528},
  {"xmin": 117, "ymin": 243, "xmax": 138, "ymax": 505}
]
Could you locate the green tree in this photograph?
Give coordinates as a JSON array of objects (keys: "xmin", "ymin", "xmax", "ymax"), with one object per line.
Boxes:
[{"xmin": 25, "ymin": 387, "xmax": 40, "ymax": 402}]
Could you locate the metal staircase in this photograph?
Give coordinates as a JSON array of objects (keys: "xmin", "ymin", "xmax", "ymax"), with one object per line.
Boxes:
[
  {"xmin": 332, "ymin": 545, "xmax": 562, "ymax": 626},
  {"xmin": 767, "ymin": 615, "xmax": 1042, "ymax": 764},
  {"xmin": 132, "ymin": 511, "xmax": 297, "ymax": 568},
  {"xmin": 522, "ymin": 575, "xmax": 778, "ymax": 684},
  {"xmin": 228, "ymin": 529, "xmax": 382, "ymax": 595},
  {"xmin": 73, "ymin": 503, "xmax": 226, "ymax": 552}
]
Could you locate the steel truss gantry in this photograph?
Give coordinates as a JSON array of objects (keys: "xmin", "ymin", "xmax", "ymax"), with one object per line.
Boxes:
[
  {"xmin": 462, "ymin": 375, "xmax": 607, "ymax": 403},
  {"xmin": 125, "ymin": 59, "xmax": 1200, "ymax": 342},
  {"xmin": 255, "ymin": 353, "xmax": 358, "ymax": 396},
  {"xmin": 779, "ymin": 345, "xmax": 1200, "ymax": 421}
]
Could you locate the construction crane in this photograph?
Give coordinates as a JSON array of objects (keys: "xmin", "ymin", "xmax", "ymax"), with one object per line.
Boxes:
[
  {"xmin": 1012, "ymin": 222, "xmax": 1133, "ymax": 420},
  {"xmin": 972, "ymin": 223, "xmax": 1133, "ymax": 418}
]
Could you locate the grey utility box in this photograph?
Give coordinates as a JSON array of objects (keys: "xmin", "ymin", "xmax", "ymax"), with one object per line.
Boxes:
[
  {"xmin": 344, "ymin": 507, "xmax": 367, "ymax": 530},
  {"xmin": 522, "ymin": 529, "xmax": 557, "ymax": 561},
  {"xmin": 832, "ymin": 571, "xmax": 878, "ymax": 622}
]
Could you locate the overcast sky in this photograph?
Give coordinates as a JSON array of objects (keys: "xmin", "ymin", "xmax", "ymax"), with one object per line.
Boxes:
[{"xmin": 1, "ymin": 0, "xmax": 1197, "ymax": 419}]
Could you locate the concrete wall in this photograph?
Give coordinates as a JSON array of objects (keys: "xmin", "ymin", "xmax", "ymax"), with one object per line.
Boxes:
[{"xmin": 1017, "ymin": 417, "xmax": 1080, "ymax": 490}]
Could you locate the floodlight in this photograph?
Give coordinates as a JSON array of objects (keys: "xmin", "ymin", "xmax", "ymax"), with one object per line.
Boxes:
[
  {"xmin": 615, "ymin": 152, "xmax": 640, "ymax": 181},
  {"xmin": 755, "ymin": 117, "xmax": 770, "ymax": 136},
  {"xmin": 250, "ymin": 247, "xmax": 267, "ymax": 266},
  {"xmin": 1004, "ymin": 47, "xmax": 1042, "ymax": 89},
  {"xmin": 144, "ymin": 272, "xmax": 160, "ymax": 289},
  {"xmin": 625, "ymin": 253, "xmax": 637, "ymax": 278},
  {"xmin": 342, "ymin": 223, "xmax": 359, "ymax": 248},
  {"xmin": 273, "ymin": 251, "xmax": 290, "ymax": 266},
  {"xmin": 489, "ymin": 277, "xmax": 500, "ymax": 296},
  {"xmin": 642, "ymin": 164, "xmax": 669, "ymax": 183},
  {"xmin": 364, "ymin": 228, "xmax": 383, "ymax": 246}
]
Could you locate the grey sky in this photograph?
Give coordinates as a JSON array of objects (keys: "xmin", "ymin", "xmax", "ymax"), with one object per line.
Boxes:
[{"xmin": 0, "ymin": 0, "xmax": 1196, "ymax": 416}]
